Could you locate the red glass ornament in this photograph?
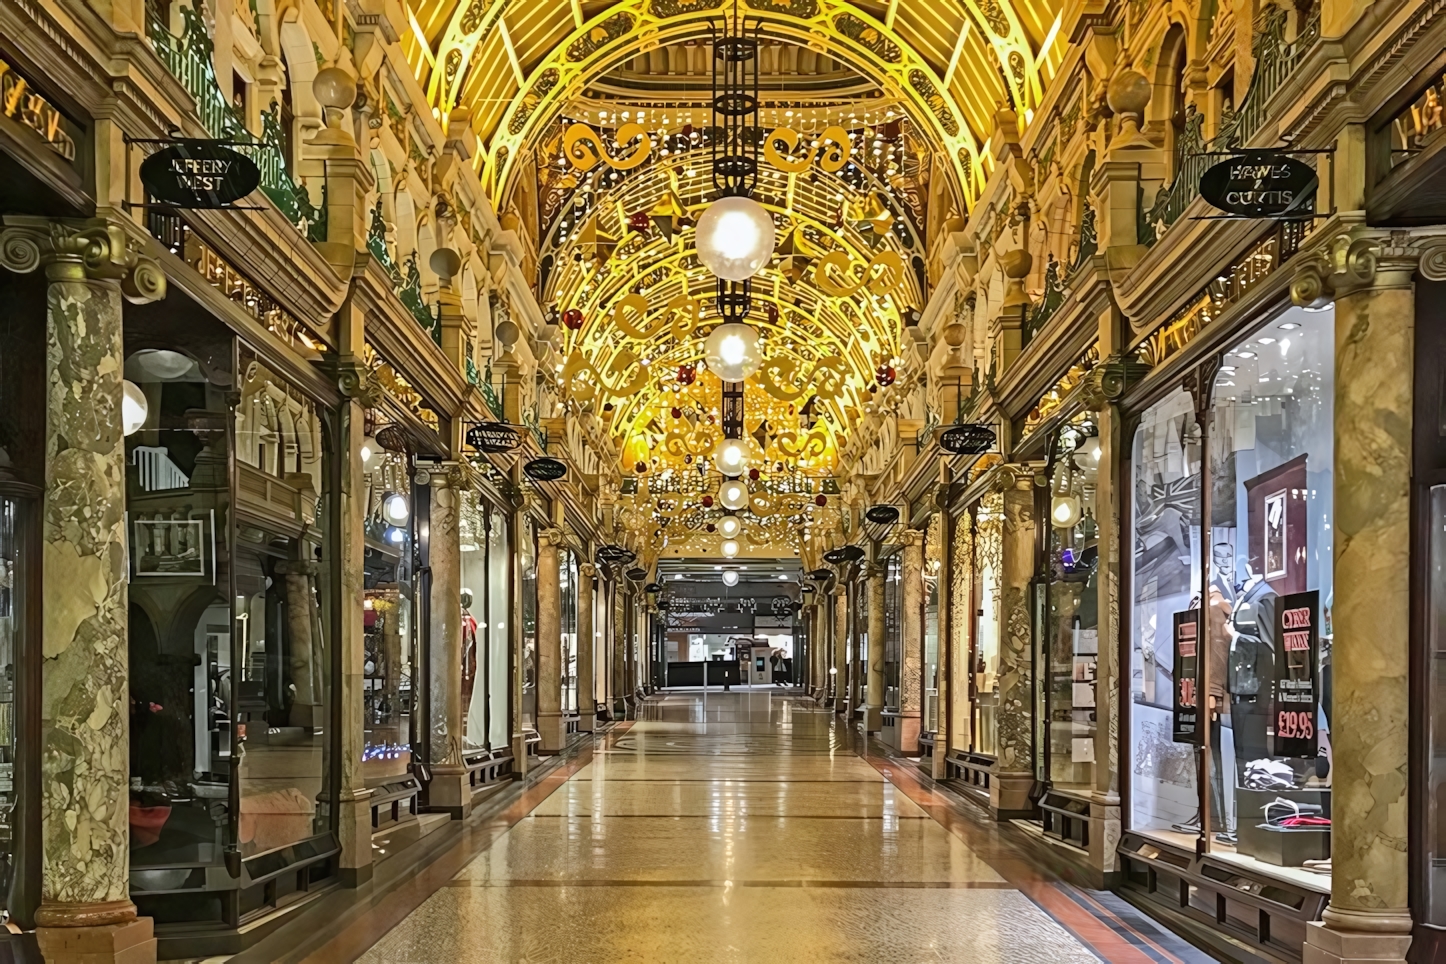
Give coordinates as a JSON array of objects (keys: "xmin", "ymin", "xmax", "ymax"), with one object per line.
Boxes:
[
  {"xmin": 677, "ymin": 363, "xmax": 696, "ymax": 385},
  {"xmin": 635, "ymin": 461, "xmax": 647, "ymax": 473},
  {"xmin": 876, "ymin": 364, "xmax": 896, "ymax": 387},
  {"xmin": 684, "ymin": 454, "xmax": 693, "ymax": 464},
  {"xmin": 562, "ymin": 307, "xmax": 584, "ymax": 330},
  {"xmin": 702, "ymin": 495, "xmax": 714, "ymax": 508},
  {"xmin": 706, "ymin": 523, "xmax": 716, "ymax": 533},
  {"xmin": 748, "ymin": 468, "xmax": 760, "ymax": 481},
  {"xmin": 628, "ymin": 211, "xmax": 650, "ymax": 232},
  {"xmin": 671, "ymin": 407, "xmax": 682, "ymax": 419},
  {"xmin": 815, "ymin": 494, "xmax": 827, "ymax": 507}
]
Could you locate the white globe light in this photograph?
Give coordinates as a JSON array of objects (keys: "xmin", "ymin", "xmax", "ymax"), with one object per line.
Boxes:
[
  {"xmin": 718, "ymin": 515, "xmax": 742, "ymax": 539},
  {"xmin": 133, "ymin": 349, "xmax": 194, "ymax": 380},
  {"xmin": 721, "ymin": 538, "xmax": 740, "ymax": 558},
  {"xmin": 122, "ymin": 380, "xmax": 148, "ymax": 436},
  {"xmin": 719, "ymin": 480, "xmax": 749, "ymax": 511},
  {"xmin": 713, "ymin": 437, "xmax": 749, "ymax": 477},
  {"xmin": 359, "ymin": 435, "xmax": 380, "ymax": 469},
  {"xmin": 695, "ymin": 195, "xmax": 775, "ymax": 281},
  {"xmin": 1051, "ymin": 495, "xmax": 1081, "ymax": 529},
  {"xmin": 704, "ymin": 322, "xmax": 762, "ymax": 381},
  {"xmin": 722, "ymin": 569, "xmax": 740, "ymax": 587},
  {"xmin": 384, "ymin": 492, "xmax": 410, "ymax": 524},
  {"xmin": 1073, "ymin": 437, "xmax": 1102, "ymax": 469}
]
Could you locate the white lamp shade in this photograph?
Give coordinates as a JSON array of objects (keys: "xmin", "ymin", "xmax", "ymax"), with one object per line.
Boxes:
[
  {"xmin": 703, "ymin": 322, "xmax": 762, "ymax": 382},
  {"xmin": 384, "ymin": 492, "xmax": 410, "ymax": 524},
  {"xmin": 1051, "ymin": 495, "xmax": 1082, "ymax": 529},
  {"xmin": 718, "ymin": 515, "xmax": 742, "ymax": 539},
  {"xmin": 720, "ymin": 539, "xmax": 740, "ymax": 558},
  {"xmin": 359, "ymin": 435, "xmax": 380, "ymax": 469},
  {"xmin": 1073, "ymin": 438, "xmax": 1102, "ymax": 470},
  {"xmin": 719, "ymin": 480, "xmax": 749, "ymax": 511},
  {"xmin": 695, "ymin": 195, "xmax": 774, "ymax": 281},
  {"xmin": 133, "ymin": 349, "xmax": 194, "ymax": 380},
  {"xmin": 722, "ymin": 569, "xmax": 739, "ymax": 587},
  {"xmin": 122, "ymin": 380, "xmax": 148, "ymax": 436},
  {"xmin": 713, "ymin": 437, "xmax": 749, "ymax": 477}
]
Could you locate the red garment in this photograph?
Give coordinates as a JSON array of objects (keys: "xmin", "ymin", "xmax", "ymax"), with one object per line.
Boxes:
[{"xmin": 130, "ymin": 803, "xmax": 172, "ymax": 847}]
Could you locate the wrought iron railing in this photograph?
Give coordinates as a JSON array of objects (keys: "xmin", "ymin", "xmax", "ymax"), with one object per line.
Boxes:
[
  {"xmin": 1070, "ymin": 200, "xmax": 1097, "ymax": 273},
  {"xmin": 395, "ymin": 253, "xmax": 442, "ymax": 345},
  {"xmin": 1139, "ymin": 3, "xmax": 1321, "ymax": 244},
  {"xmin": 1024, "ymin": 255, "xmax": 1065, "ymax": 346},
  {"xmin": 147, "ymin": 4, "xmax": 324, "ymax": 241},
  {"xmin": 480, "ymin": 362, "xmax": 504, "ymax": 419}
]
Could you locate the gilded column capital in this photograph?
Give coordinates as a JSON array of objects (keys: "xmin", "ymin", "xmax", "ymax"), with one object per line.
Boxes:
[
  {"xmin": 326, "ymin": 354, "xmax": 384, "ymax": 407},
  {"xmin": 1290, "ymin": 226, "xmax": 1422, "ymax": 308},
  {"xmin": 987, "ymin": 462, "xmax": 1038, "ymax": 494},
  {"xmin": 1079, "ymin": 353, "xmax": 1149, "ymax": 412},
  {"xmin": 579, "ymin": 562, "xmax": 597, "ymax": 579},
  {"xmin": 0, "ymin": 216, "xmax": 165, "ymax": 303},
  {"xmin": 540, "ymin": 526, "xmax": 568, "ymax": 548},
  {"xmin": 896, "ymin": 527, "xmax": 926, "ymax": 548}
]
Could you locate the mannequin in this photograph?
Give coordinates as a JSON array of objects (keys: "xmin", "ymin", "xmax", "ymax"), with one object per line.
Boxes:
[
  {"xmin": 1226, "ymin": 568, "xmax": 1280, "ymax": 840},
  {"xmin": 461, "ymin": 589, "xmax": 485, "ymax": 746}
]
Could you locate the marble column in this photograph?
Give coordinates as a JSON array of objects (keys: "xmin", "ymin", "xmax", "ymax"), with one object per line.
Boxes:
[
  {"xmin": 425, "ymin": 466, "xmax": 470, "ymax": 817},
  {"xmin": 278, "ymin": 560, "xmax": 321, "ymax": 728},
  {"xmin": 1295, "ymin": 238, "xmax": 1417, "ymax": 964},
  {"xmin": 831, "ymin": 585, "xmax": 847, "ymax": 709},
  {"xmin": 576, "ymin": 563, "xmax": 596, "ymax": 732},
  {"xmin": 948, "ymin": 511, "xmax": 974, "ymax": 759},
  {"xmin": 898, "ymin": 530, "xmax": 925, "ymax": 754},
  {"xmin": 865, "ymin": 562, "xmax": 886, "ymax": 733},
  {"xmin": 536, "ymin": 529, "xmax": 565, "ymax": 753},
  {"xmin": 1, "ymin": 219, "xmax": 163, "ymax": 963},
  {"xmin": 992, "ymin": 468, "xmax": 1037, "ymax": 819},
  {"xmin": 611, "ymin": 579, "xmax": 627, "ymax": 718},
  {"xmin": 932, "ymin": 510, "xmax": 954, "ymax": 781}
]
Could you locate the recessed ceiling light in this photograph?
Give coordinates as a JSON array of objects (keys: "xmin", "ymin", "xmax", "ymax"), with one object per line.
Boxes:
[
  {"xmin": 1279, "ymin": 322, "xmax": 1300, "ymax": 330},
  {"xmin": 1257, "ymin": 337, "xmax": 1276, "ymax": 344},
  {"xmin": 1237, "ymin": 351, "xmax": 1256, "ymax": 358}
]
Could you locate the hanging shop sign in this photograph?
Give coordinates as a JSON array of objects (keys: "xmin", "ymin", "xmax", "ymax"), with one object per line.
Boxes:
[
  {"xmin": 597, "ymin": 544, "xmax": 636, "ymax": 566},
  {"xmin": 938, "ymin": 423, "xmax": 996, "ymax": 455},
  {"xmin": 464, "ymin": 421, "xmax": 521, "ymax": 453},
  {"xmin": 139, "ymin": 140, "xmax": 261, "ymax": 208},
  {"xmin": 1271, "ymin": 590, "xmax": 1320, "ymax": 759},
  {"xmin": 626, "ymin": 566, "xmax": 648, "ymax": 582},
  {"xmin": 1198, "ymin": 153, "xmax": 1317, "ymax": 219},
  {"xmin": 644, "ymin": 581, "xmax": 663, "ymax": 593},
  {"xmin": 806, "ymin": 568, "xmax": 833, "ymax": 581},
  {"xmin": 1171, "ymin": 609, "xmax": 1201, "ymax": 745},
  {"xmin": 864, "ymin": 505, "xmax": 900, "ymax": 526},
  {"xmin": 523, "ymin": 457, "xmax": 567, "ymax": 482},
  {"xmin": 823, "ymin": 545, "xmax": 865, "ymax": 565}
]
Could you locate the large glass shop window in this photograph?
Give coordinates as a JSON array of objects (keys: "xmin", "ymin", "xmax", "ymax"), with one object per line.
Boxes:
[
  {"xmin": 883, "ymin": 554, "xmax": 902, "ymax": 711},
  {"xmin": 1046, "ymin": 417, "xmax": 1101, "ymax": 793},
  {"xmin": 462, "ymin": 499, "xmax": 511, "ymax": 751},
  {"xmin": 561, "ymin": 550, "xmax": 579, "ymax": 716},
  {"xmin": 363, "ymin": 451, "xmax": 412, "ymax": 779},
  {"xmin": 0, "ymin": 496, "xmax": 24, "ymax": 918},
  {"xmin": 520, "ymin": 519, "xmax": 538, "ymax": 731},
  {"xmin": 126, "ymin": 338, "xmax": 236, "ymax": 868},
  {"xmin": 1207, "ymin": 303, "xmax": 1333, "ymax": 875},
  {"xmin": 947, "ymin": 510, "xmax": 972, "ymax": 753},
  {"xmin": 923, "ymin": 514, "xmax": 942, "ymax": 734},
  {"xmin": 973, "ymin": 495, "xmax": 1004, "ymax": 757},
  {"xmin": 231, "ymin": 359, "xmax": 334, "ymax": 857},
  {"xmin": 1128, "ymin": 389, "xmax": 1203, "ymax": 840}
]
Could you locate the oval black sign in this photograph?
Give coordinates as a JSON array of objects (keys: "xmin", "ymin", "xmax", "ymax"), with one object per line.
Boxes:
[
  {"xmin": 1198, "ymin": 153, "xmax": 1317, "ymax": 218},
  {"xmin": 523, "ymin": 457, "xmax": 567, "ymax": 482},
  {"xmin": 939, "ymin": 424, "xmax": 996, "ymax": 455},
  {"xmin": 865, "ymin": 505, "xmax": 900, "ymax": 526},
  {"xmin": 801, "ymin": 584, "xmax": 815, "ymax": 593},
  {"xmin": 807, "ymin": 568, "xmax": 833, "ymax": 581},
  {"xmin": 626, "ymin": 567, "xmax": 648, "ymax": 582},
  {"xmin": 140, "ymin": 140, "xmax": 261, "ymax": 208},
  {"xmin": 465, "ymin": 421, "xmax": 521, "ymax": 454},
  {"xmin": 597, "ymin": 545, "xmax": 635, "ymax": 566},
  {"xmin": 643, "ymin": 581, "xmax": 663, "ymax": 593},
  {"xmin": 823, "ymin": 545, "xmax": 865, "ymax": 565}
]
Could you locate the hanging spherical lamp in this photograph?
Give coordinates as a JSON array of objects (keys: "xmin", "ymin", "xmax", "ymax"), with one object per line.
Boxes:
[
  {"xmin": 722, "ymin": 568, "xmax": 740, "ymax": 587},
  {"xmin": 122, "ymin": 380, "xmax": 148, "ymax": 436},
  {"xmin": 719, "ymin": 479, "xmax": 749, "ymax": 511},
  {"xmin": 704, "ymin": 322, "xmax": 762, "ymax": 381},
  {"xmin": 1051, "ymin": 495, "xmax": 1082, "ymax": 529},
  {"xmin": 695, "ymin": 196, "xmax": 775, "ymax": 281},
  {"xmin": 713, "ymin": 436, "xmax": 749, "ymax": 477}
]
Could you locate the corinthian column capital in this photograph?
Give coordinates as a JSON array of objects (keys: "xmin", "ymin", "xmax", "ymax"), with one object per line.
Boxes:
[
  {"xmin": 0, "ymin": 216, "xmax": 166, "ymax": 303},
  {"xmin": 1290, "ymin": 225, "xmax": 1424, "ymax": 307}
]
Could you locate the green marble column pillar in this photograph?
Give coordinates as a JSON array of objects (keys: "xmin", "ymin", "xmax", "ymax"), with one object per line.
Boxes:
[
  {"xmin": 536, "ymin": 529, "xmax": 564, "ymax": 753},
  {"xmin": 1295, "ymin": 237, "xmax": 1418, "ymax": 964},
  {"xmin": 898, "ymin": 530, "xmax": 925, "ymax": 754},
  {"xmin": 576, "ymin": 563, "xmax": 596, "ymax": 732},
  {"xmin": 865, "ymin": 562, "xmax": 885, "ymax": 733},
  {"xmin": 993, "ymin": 467, "xmax": 1037, "ymax": 819},
  {"xmin": 1, "ymin": 219, "xmax": 164, "ymax": 962}
]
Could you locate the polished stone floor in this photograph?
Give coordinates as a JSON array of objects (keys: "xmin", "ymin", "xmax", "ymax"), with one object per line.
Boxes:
[{"xmin": 308, "ymin": 688, "xmax": 1211, "ymax": 964}]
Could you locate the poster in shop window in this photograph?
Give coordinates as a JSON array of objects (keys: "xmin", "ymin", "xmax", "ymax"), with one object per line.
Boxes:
[
  {"xmin": 1172, "ymin": 609, "xmax": 1201, "ymax": 745},
  {"xmin": 1272, "ymin": 590, "xmax": 1319, "ymax": 759}
]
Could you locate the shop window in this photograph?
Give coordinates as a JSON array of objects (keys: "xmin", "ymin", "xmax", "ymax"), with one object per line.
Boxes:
[
  {"xmin": 923, "ymin": 514, "xmax": 942, "ymax": 734},
  {"xmin": 884, "ymin": 554, "xmax": 901, "ymax": 711},
  {"xmin": 973, "ymin": 495, "xmax": 1004, "ymax": 757},
  {"xmin": 362, "ymin": 451, "xmax": 412, "ymax": 778},
  {"xmin": 520, "ymin": 518, "xmax": 538, "ymax": 731},
  {"xmin": 1045, "ymin": 417, "xmax": 1101, "ymax": 794},
  {"xmin": 462, "ymin": 498, "xmax": 510, "ymax": 751},
  {"xmin": 1425, "ymin": 485, "xmax": 1446, "ymax": 923},
  {"xmin": 561, "ymin": 550, "xmax": 579, "ymax": 716}
]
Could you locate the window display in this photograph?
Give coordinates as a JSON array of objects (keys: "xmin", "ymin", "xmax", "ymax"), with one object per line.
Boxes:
[
  {"xmin": 923, "ymin": 514, "xmax": 942, "ymax": 735},
  {"xmin": 884, "ymin": 554, "xmax": 901, "ymax": 711},
  {"xmin": 972, "ymin": 495, "xmax": 1003, "ymax": 757},
  {"xmin": 1044, "ymin": 418, "xmax": 1101, "ymax": 793},
  {"xmin": 560, "ymin": 550, "xmax": 579, "ymax": 717},
  {"xmin": 462, "ymin": 500, "xmax": 510, "ymax": 751},
  {"xmin": 520, "ymin": 518, "xmax": 538, "ymax": 732},
  {"xmin": 362, "ymin": 451, "xmax": 412, "ymax": 778}
]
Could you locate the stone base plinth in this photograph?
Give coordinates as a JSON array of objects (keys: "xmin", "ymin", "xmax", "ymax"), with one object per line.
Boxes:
[
  {"xmin": 37, "ymin": 917, "xmax": 156, "ymax": 964},
  {"xmin": 989, "ymin": 770, "xmax": 1036, "ymax": 820},
  {"xmin": 337, "ymin": 788, "xmax": 375, "ymax": 886},
  {"xmin": 538, "ymin": 712, "xmax": 567, "ymax": 754},
  {"xmin": 425, "ymin": 765, "xmax": 474, "ymax": 819},
  {"xmin": 898, "ymin": 714, "xmax": 921, "ymax": 755},
  {"xmin": 1304, "ymin": 921, "xmax": 1412, "ymax": 964}
]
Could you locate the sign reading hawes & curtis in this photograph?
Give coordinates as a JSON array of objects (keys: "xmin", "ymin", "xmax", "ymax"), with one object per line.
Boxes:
[
  {"xmin": 0, "ymin": 57, "xmax": 78, "ymax": 161},
  {"xmin": 1198, "ymin": 152, "xmax": 1317, "ymax": 219}
]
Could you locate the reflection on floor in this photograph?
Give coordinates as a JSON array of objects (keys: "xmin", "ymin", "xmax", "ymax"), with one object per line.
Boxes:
[{"xmin": 310, "ymin": 687, "xmax": 1219, "ymax": 964}]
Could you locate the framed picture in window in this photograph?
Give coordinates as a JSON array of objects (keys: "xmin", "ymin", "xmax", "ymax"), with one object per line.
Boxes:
[{"xmin": 1245, "ymin": 454, "xmax": 1307, "ymax": 595}]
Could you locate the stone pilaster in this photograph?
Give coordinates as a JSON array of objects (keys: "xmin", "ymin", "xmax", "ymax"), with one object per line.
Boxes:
[
  {"xmin": 992, "ymin": 467, "xmax": 1037, "ymax": 819},
  {"xmin": 425, "ymin": 465, "xmax": 470, "ymax": 817},
  {"xmin": 1292, "ymin": 228, "xmax": 1424, "ymax": 964},
  {"xmin": 576, "ymin": 563, "xmax": 596, "ymax": 731},
  {"xmin": 611, "ymin": 578, "xmax": 627, "ymax": 718},
  {"xmin": 831, "ymin": 585, "xmax": 847, "ymax": 709},
  {"xmin": 865, "ymin": 562, "xmax": 885, "ymax": 733},
  {"xmin": 1, "ymin": 218, "xmax": 165, "ymax": 963},
  {"xmin": 897, "ymin": 529, "xmax": 925, "ymax": 754},
  {"xmin": 536, "ymin": 528, "xmax": 565, "ymax": 752}
]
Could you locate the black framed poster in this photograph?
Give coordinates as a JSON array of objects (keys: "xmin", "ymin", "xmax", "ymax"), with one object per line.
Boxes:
[
  {"xmin": 1272, "ymin": 589, "xmax": 1319, "ymax": 759},
  {"xmin": 1172, "ymin": 609, "xmax": 1201, "ymax": 744}
]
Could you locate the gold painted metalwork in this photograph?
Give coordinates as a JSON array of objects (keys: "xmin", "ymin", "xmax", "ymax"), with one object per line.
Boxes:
[
  {"xmin": 763, "ymin": 126, "xmax": 851, "ymax": 174},
  {"xmin": 563, "ymin": 122, "xmax": 654, "ymax": 172},
  {"xmin": 813, "ymin": 248, "xmax": 904, "ymax": 296}
]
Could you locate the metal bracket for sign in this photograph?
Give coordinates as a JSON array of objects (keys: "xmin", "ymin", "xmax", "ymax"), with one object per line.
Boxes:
[{"xmin": 1188, "ymin": 146, "xmax": 1336, "ymax": 221}]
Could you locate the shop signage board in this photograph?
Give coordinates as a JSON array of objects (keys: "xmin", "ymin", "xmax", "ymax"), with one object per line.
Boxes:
[
  {"xmin": 938, "ymin": 423, "xmax": 996, "ymax": 454},
  {"xmin": 864, "ymin": 505, "xmax": 900, "ymax": 525},
  {"xmin": 523, "ymin": 457, "xmax": 567, "ymax": 481},
  {"xmin": 464, "ymin": 421, "xmax": 521, "ymax": 453},
  {"xmin": 0, "ymin": 57, "xmax": 80, "ymax": 161},
  {"xmin": 823, "ymin": 545, "xmax": 865, "ymax": 565},
  {"xmin": 1198, "ymin": 153, "xmax": 1317, "ymax": 219},
  {"xmin": 140, "ymin": 140, "xmax": 261, "ymax": 208},
  {"xmin": 1172, "ymin": 609, "xmax": 1201, "ymax": 744},
  {"xmin": 1272, "ymin": 589, "xmax": 1320, "ymax": 758}
]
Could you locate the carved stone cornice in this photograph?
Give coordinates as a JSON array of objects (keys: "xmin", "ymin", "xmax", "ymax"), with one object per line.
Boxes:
[
  {"xmin": 1290, "ymin": 224, "xmax": 1437, "ymax": 307},
  {"xmin": 0, "ymin": 217, "xmax": 165, "ymax": 303},
  {"xmin": 1079, "ymin": 352, "xmax": 1150, "ymax": 412}
]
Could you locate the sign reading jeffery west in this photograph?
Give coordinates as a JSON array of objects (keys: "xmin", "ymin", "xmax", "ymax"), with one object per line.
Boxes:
[{"xmin": 140, "ymin": 141, "xmax": 261, "ymax": 208}]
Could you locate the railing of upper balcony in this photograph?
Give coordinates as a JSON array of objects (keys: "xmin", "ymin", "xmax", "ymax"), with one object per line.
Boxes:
[
  {"xmin": 367, "ymin": 199, "xmax": 447, "ymax": 349},
  {"xmin": 146, "ymin": 2, "xmax": 325, "ymax": 242},
  {"xmin": 1139, "ymin": 3, "xmax": 1321, "ymax": 244}
]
